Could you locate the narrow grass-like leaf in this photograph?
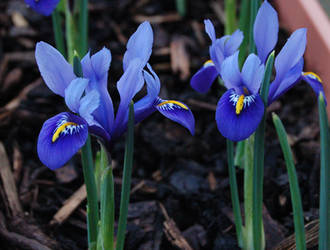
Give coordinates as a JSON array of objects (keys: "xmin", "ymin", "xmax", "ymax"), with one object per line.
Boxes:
[
  {"xmin": 238, "ymin": 0, "xmax": 250, "ymax": 66},
  {"xmin": 98, "ymin": 145, "xmax": 115, "ymax": 250},
  {"xmin": 227, "ymin": 139, "xmax": 243, "ymax": 247},
  {"xmin": 78, "ymin": 0, "xmax": 88, "ymax": 55},
  {"xmin": 248, "ymin": 0, "xmax": 258, "ymax": 53},
  {"xmin": 272, "ymin": 113, "xmax": 306, "ymax": 250},
  {"xmin": 234, "ymin": 140, "xmax": 245, "ymax": 169},
  {"xmin": 74, "ymin": 56, "xmax": 99, "ymax": 249},
  {"xmin": 52, "ymin": 8, "xmax": 66, "ymax": 58},
  {"xmin": 116, "ymin": 102, "xmax": 135, "ymax": 250},
  {"xmin": 81, "ymin": 136, "xmax": 99, "ymax": 249},
  {"xmin": 176, "ymin": 0, "xmax": 186, "ymax": 17},
  {"xmin": 318, "ymin": 93, "xmax": 330, "ymax": 250},
  {"xmin": 252, "ymin": 51, "xmax": 274, "ymax": 250},
  {"xmin": 225, "ymin": 0, "xmax": 237, "ymax": 35}
]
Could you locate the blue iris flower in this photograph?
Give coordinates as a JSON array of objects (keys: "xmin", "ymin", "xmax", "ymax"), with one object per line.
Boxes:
[
  {"xmin": 191, "ymin": 1, "xmax": 326, "ymax": 142},
  {"xmin": 25, "ymin": 0, "xmax": 60, "ymax": 16},
  {"xmin": 190, "ymin": 19, "xmax": 243, "ymax": 93},
  {"xmin": 37, "ymin": 21, "xmax": 195, "ymax": 170}
]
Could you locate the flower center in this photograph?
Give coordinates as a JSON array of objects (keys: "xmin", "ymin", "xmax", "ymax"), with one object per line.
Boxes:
[
  {"xmin": 157, "ymin": 100, "xmax": 188, "ymax": 110},
  {"xmin": 235, "ymin": 95, "xmax": 245, "ymax": 115},
  {"xmin": 229, "ymin": 92, "xmax": 256, "ymax": 115}
]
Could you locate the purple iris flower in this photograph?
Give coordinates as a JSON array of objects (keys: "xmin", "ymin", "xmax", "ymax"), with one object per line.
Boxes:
[
  {"xmin": 191, "ymin": 1, "xmax": 326, "ymax": 142},
  {"xmin": 190, "ymin": 19, "xmax": 243, "ymax": 93},
  {"xmin": 36, "ymin": 21, "xmax": 195, "ymax": 170},
  {"xmin": 25, "ymin": 0, "xmax": 60, "ymax": 16},
  {"xmin": 254, "ymin": 0, "xmax": 326, "ymax": 104}
]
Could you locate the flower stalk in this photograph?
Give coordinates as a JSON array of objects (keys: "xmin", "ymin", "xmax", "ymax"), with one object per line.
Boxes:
[
  {"xmin": 116, "ymin": 102, "xmax": 135, "ymax": 250},
  {"xmin": 252, "ymin": 51, "xmax": 274, "ymax": 250}
]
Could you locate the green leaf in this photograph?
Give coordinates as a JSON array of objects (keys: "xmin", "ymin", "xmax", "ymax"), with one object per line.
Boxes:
[
  {"xmin": 116, "ymin": 102, "xmax": 135, "ymax": 250},
  {"xmin": 272, "ymin": 113, "xmax": 306, "ymax": 250},
  {"xmin": 252, "ymin": 51, "xmax": 274, "ymax": 250},
  {"xmin": 318, "ymin": 93, "xmax": 330, "ymax": 250},
  {"xmin": 225, "ymin": 0, "xmax": 237, "ymax": 35},
  {"xmin": 176, "ymin": 0, "xmax": 186, "ymax": 17}
]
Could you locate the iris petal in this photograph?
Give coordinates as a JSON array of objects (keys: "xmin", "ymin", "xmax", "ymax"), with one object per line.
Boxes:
[
  {"xmin": 254, "ymin": 0, "xmax": 279, "ymax": 63},
  {"xmin": 123, "ymin": 21, "xmax": 153, "ymax": 71},
  {"xmin": 274, "ymin": 28, "xmax": 307, "ymax": 84},
  {"xmin": 65, "ymin": 78, "xmax": 89, "ymax": 113},
  {"xmin": 190, "ymin": 63, "xmax": 218, "ymax": 93},
  {"xmin": 156, "ymin": 98, "xmax": 195, "ymax": 135},
  {"xmin": 78, "ymin": 90, "xmax": 100, "ymax": 126},
  {"xmin": 209, "ymin": 37, "xmax": 227, "ymax": 73},
  {"xmin": 220, "ymin": 51, "xmax": 241, "ymax": 91},
  {"xmin": 112, "ymin": 58, "xmax": 144, "ymax": 138},
  {"xmin": 204, "ymin": 19, "xmax": 216, "ymax": 42},
  {"xmin": 302, "ymin": 73, "xmax": 327, "ymax": 105},
  {"xmin": 25, "ymin": 0, "xmax": 60, "ymax": 16},
  {"xmin": 81, "ymin": 48, "xmax": 114, "ymax": 133},
  {"xmin": 268, "ymin": 58, "xmax": 303, "ymax": 104},
  {"xmin": 37, "ymin": 112, "xmax": 88, "ymax": 170},
  {"xmin": 35, "ymin": 42, "xmax": 75, "ymax": 97},
  {"xmin": 241, "ymin": 54, "xmax": 264, "ymax": 95},
  {"xmin": 216, "ymin": 90, "xmax": 264, "ymax": 141},
  {"xmin": 224, "ymin": 29, "xmax": 244, "ymax": 57}
]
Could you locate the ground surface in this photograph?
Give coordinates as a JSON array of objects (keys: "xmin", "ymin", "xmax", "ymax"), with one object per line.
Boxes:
[{"xmin": 0, "ymin": 0, "xmax": 322, "ymax": 249}]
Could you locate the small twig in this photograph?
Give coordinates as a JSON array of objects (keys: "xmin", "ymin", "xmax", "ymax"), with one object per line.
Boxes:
[
  {"xmin": 133, "ymin": 13, "xmax": 181, "ymax": 24},
  {"xmin": 50, "ymin": 184, "xmax": 87, "ymax": 225}
]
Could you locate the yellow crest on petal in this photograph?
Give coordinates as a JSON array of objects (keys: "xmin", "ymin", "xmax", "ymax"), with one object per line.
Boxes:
[
  {"xmin": 157, "ymin": 100, "xmax": 188, "ymax": 110},
  {"xmin": 52, "ymin": 122, "xmax": 78, "ymax": 143},
  {"xmin": 235, "ymin": 95, "xmax": 245, "ymax": 115},
  {"xmin": 303, "ymin": 72, "xmax": 322, "ymax": 83}
]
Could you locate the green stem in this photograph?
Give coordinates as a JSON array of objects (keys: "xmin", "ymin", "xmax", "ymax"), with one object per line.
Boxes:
[
  {"xmin": 79, "ymin": 0, "xmax": 88, "ymax": 55},
  {"xmin": 238, "ymin": 0, "xmax": 250, "ymax": 66},
  {"xmin": 272, "ymin": 113, "xmax": 306, "ymax": 250},
  {"xmin": 225, "ymin": 0, "xmax": 237, "ymax": 35},
  {"xmin": 64, "ymin": 0, "xmax": 75, "ymax": 63},
  {"xmin": 243, "ymin": 136, "xmax": 254, "ymax": 249},
  {"xmin": 81, "ymin": 136, "xmax": 99, "ymax": 249},
  {"xmin": 175, "ymin": 0, "xmax": 186, "ymax": 17},
  {"xmin": 248, "ymin": 0, "xmax": 258, "ymax": 53},
  {"xmin": 116, "ymin": 102, "xmax": 135, "ymax": 250},
  {"xmin": 227, "ymin": 139, "xmax": 243, "ymax": 247},
  {"xmin": 252, "ymin": 51, "xmax": 274, "ymax": 250},
  {"xmin": 52, "ymin": 9, "xmax": 66, "ymax": 58},
  {"xmin": 318, "ymin": 93, "xmax": 330, "ymax": 250},
  {"xmin": 98, "ymin": 146, "xmax": 115, "ymax": 250}
]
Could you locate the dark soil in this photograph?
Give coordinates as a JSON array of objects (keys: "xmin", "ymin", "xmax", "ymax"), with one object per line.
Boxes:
[{"xmin": 0, "ymin": 0, "xmax": 321, "ymax": 249}]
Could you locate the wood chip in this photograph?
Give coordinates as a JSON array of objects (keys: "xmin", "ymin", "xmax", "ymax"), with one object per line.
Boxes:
[
  {"xmin": 13, "ymin": 141, "xmax": 23, "ymax": 183},
  {"xmin": 11, "ymin": 11, "xmax": 28, "ymax": 28},
  {"xmin": 210, "ymin": 1, "xmax": 226, "ymax": 24},
  {"xmin": 0, "ymin": 142, "xmax": 23, "ymax": 217},
  {"xmin": 207, "ymin": 171, "xmax": 217, "ymax": 191},
  {"xmin": 133, "ymin": 13, "xmax": 181, "ymax": 24},
  {"xmin": 170, "ymin": 36, "xmax": 190, "ymax": 81},
  {"xmin": 50, "ymin": 184, "xmax": 87, "ymax": 225},
  {"xmin": 191, "ymin": 21, "xmax": 206, "ymax": 46},
  {"xmin": 159, "ymin": 203, "xmax": 193, "ymax": 250}
]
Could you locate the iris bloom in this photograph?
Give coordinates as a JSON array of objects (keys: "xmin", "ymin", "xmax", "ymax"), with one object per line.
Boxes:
[
  {"xmin": 37, "ymin": 21, "xmax": 194, "ymax": 170},
  {"xmin": 190, "ymin": 19, "xmax": 243, "ymax": 93},
  {"xmin": 191, "ymin": 1, "xmax": 326, "ymax": 142},
  {"xmin": 25, "ymin": 0, "xmax": 60, "ymax": 16}
]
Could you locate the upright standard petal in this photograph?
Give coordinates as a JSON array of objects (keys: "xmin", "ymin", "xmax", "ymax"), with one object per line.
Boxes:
[
  {"xmin": 204, "ymin": 19, "xmax": 216, "ymax": 42},
  {"xmin": 209, "ymin": 36, "xmax": 227, "ymax": 73},
  {"xmin": 37, "ymin": 112, "xmax": 88, "ymax": 170},
  {"xmin": 155, "ymin": 98, "xmax": 195, "ymax": 135},
  {"xmin": 79, "ymin": 90, "xmax": 100, "ymax": 126},
  {"xmin": 274, "ymin": 28, "xmax": 307, "ymax": 84},
  {"xmin": 35, "ymin": 42, "xmax": 75, "ymax": 97},
  {"xmin": 123, "ymin": 21, "xmax": 153, "ymax": 71},
  {"xmin": 268, "ymin": 58, "xmax": 303, "ymax": 103},
  {"xmin": 81, "ymin": 48, "xmax": 114, "ymax": 133},
  {"xmin": 25, "ymin": 0, "xmax": 60, "ymax": 16},
  {"xmin": 216, "ymin": 90, "xmax": 264, "ymax": 141},
  {"xmin": 254, "ymin": 0, "xmax": 279, "ymax": 63},
  {"xmin": 112, "ymin": 58, "xmax": 144, "ymax": 138},
  {"xmin": 190, "ymin": 61, "xmax": 218, "ymax": 93},
  {"xmin": 220, "ymin": 51, "xmax": 242, "ymax": 92},
  {"xmin": 224, "ymin": 29, "xmax": 244, "ymax": 57},
  {"xmin": 241, "ymin": 54, "xmax": 265, "ymax": 95},
  {"xmin": 65, "ymin": 78, "xmax": 89, "ymax": 113}
]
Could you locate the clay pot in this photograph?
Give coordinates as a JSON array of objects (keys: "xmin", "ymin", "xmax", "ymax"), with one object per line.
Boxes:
[{"xmin": 274, "ymin": 0, "xmax": 330, "ymax": 115}]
